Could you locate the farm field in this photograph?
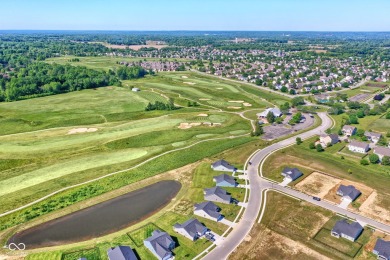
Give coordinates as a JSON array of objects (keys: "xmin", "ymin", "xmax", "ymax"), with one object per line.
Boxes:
[{"xmin": 341, "ymin": 83, "xmax": 387, "ymax": 98}]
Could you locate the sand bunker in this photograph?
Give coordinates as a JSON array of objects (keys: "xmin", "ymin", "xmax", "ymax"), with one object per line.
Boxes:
[
  {"xmin": 181, "ymin": 76, "xmax": 188, "ymax": 79},
  {"xmin": 199, "ymin": 98, "xmax": 210, "ymax": 101},
  {"xmin": 227, "ymin": 106, "xmax": 242, "ymax": 109},
  {"xmin": 183, "ymin": 82, "xmax": 196, "ymax": 85},
  {"xmin": 68, "ymin": 128, "xmax": 98, "ymax": 135},
  {"xmin": 197, "ymin": 114, "xmax": 208, "ymax": 117},
  {"xmin": 178, "ymin": 122, "xmax": 220, "ymax": 129},
  {"xmin": 243, "ymin": 102, "xmax": 252, "ymax": 107},
  {"xmin": 216, "ymin": 87, "xmax": 223, "ymax": 90},
  {"xmin": 229, "ymin": 100, "xmax": 245, "ymax": 103}
]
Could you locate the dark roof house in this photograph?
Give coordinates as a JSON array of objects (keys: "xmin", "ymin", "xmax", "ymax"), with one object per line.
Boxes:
[
  {"xmin": 281, "ymin": 167, "xmax": 303, "ymax": 181},
  {"xmin": 194, "ymin": 201, "xmax": 222, "ymax": 221},
  {"xmin": 213, "ymin": 174, "xmax": 237, "ymax": 187},
  {"xmin": 337, "ymin": 185, "xmax": 361, "ymax": 202},
  {"xmin": 173, "ymin": 218, "xmax": 208, "ymax": 241},
  {"xmin": 107, "ymin": 246, "xmax": 138, "ymax": 260},
  {"xmin": 204, "ymin": 187, "xmax": 231, "ymax": 204},
  {"xmin": 373, "ymin": 238, "xmax": 390, "ymax": 260},
  {"xmin": 144, "ymin": 230, "xmax": 175, "ymax": 260},
  {"xmin": 374, "ymin": 147, "xmax": 390, "ymax": 161},
  {"xmin": 211, "ymin": 160, "xmax": 236, "ymax": 172},
  {"xmin": 331, "ymin": 220, "xmax": 363, "ymax": 242}
]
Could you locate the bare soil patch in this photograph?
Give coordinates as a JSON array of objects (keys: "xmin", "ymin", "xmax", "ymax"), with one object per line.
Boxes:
[
  {"xmin": 324, "ymin": 179, "xmax": 373, "ymax": 206},
  {"xmin": 359, "ymin": 191, "xmax": 390, "ymax": 225},
  {"xmin": 67, "ymin": 128, "xmax": 98, "ymax": 135},
  {"xmin": 295, "ymin": 172, "xmax": 341, "ymax": 198}
]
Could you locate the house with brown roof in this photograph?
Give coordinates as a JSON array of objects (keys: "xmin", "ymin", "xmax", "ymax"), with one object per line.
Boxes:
[{"xmin": 374, "ymin": 147, "xmax": 390, "ymax": 161}]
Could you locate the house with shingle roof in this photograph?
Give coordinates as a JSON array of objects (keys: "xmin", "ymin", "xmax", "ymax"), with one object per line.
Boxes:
[
  {"xmin": 374, "ymin": 147, "xmax": 390, "ymax": 161},
  {"xmin": 373, "ymin": 238, "xmax": 390, "ymax": 260},
  {"xmin": 211, "ymin": 160, "xmax": 237, "ymax": 172},
  {"xmin": 204, "ymin": 187, "xmax": 231, "ymax": 204},
  {"xmin": 337, "ymin": 185, "xmax": 361, "ymax": 202},
  {"xmin": 173, "ymin": 218, "xmax": 208, "ymax": 241},
  {"xmin": 144, "ymin": 230, "xmax": 175, "ymax": 260},
  {"xmin": 319, "ymin": 134, "xmax": 339, "ymax": 147},
  {"xmin": 342, "ymin": 125, "xmax": 357, "ymax": 136},
  {"xmin": 194, "ymin": 201, "xmax": 223, "ymax": 222},
  {"xmin": 365, "ymin": 131, "xmax": 382, "ymax": 144},
  {"xmin": 107, "ymin": 245, "xmax": 138, "ymax": 260},
  {"xmin": 257, "ymin": 107, "xmax": 283, "ymax": 118},
  {"xmin": 213, "ymin": 174, "xmax": 237, "ymax": 187},
  {"xmin": 281, "ymin": 167, "xmax": 303, "ymax": 181},
  {"xmin": 331, "ymin": 220, "xmax": 363, "ymax": 242},
  {"xmin": 348, "ymin": 140, "xmax": 370, "ymax": 153}
]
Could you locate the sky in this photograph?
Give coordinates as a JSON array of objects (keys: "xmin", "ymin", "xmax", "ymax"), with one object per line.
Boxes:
[{"xmin": 0, "ymin": 0, "xmax": 389, "ymax": 31}]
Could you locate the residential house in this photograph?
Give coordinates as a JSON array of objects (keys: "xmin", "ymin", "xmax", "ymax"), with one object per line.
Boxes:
[
  {"xmin": 348, "ymin": 141, "xmax": 370, "ymax": 153},
  {"xmin": 331, "ymin": 220, "xmax": 363, "ymax": 242},
  {"xmin": 342, "ymin": 125, "xmax": 357, "ymax": 136},
  {"xmin": 365, "ymin": 131, "xmax": 382, "ymax": 144},
  {"xmin": 194, "ymin": 201, "xmax": 223, "ymax": 222},
  {"xmin": 144, "ymin": 230, "xmax": 175, "ymax": 260},
  {"xmin": 337, "ymin": 185, "xmax": 361, "ymax": 202},
  {"xmin": 319, "ymin": 134, "xmax": 339, "ymax": 147},
  {"xmin": 257, "ymin": 107, "xmax": 283, "ymax": 118},
  {"xmin": 281, "ymin": 167, "xmax": 303, "ymax": 181},
  {"xmin": 204, "ymin": 187, "xmax": 231, "ymax": 204},
  {"xmin": 211, "ymin": 160, "xmax": 236, "ymax": 172},
  {"xmin": 374, "ymin": 147, "xmax": 390, "ymax": 161},
  {"xmin": 173, "ymin": 218, "xmax": 208, "ymax": 241},
  {"xmin": 107, "ymin": 246, "xmax": 138, "ymax": 260},
  {"xmin": 373, "ymin": 238, "xmax": 390, "ymax": 260},
  {"xmin": 213, "ymin": 174, "xmax": 237, "ymax": 187}
]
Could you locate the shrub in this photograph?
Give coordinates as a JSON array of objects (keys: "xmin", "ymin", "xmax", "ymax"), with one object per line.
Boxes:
[
  {"xmin": 360, "ymin": 159, "xmax": 369, "ymax": 165},
  {"xmin": 309, "ymin": 143, "xmax": 316, "ymax": 149},
  {"xmin": 369, "ymin": 154, "xmax": 380, "ymax": 164},
  {"xmin": 316, "ymin": 144, "xmax": 324, "ymax": 152}
]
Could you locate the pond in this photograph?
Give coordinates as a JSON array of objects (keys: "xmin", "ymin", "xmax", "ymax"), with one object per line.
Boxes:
[{"xmin": 8, "ymin": 180, "xmax": 181, "ymax": 249}]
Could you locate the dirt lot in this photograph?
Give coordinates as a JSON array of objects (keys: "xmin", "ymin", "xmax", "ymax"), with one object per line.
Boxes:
[
  {"xmin": 359, "ymin": 191, "xmax": 390, "ymax": 225},
  {"xmin": 324, "ymin": 179, "xmax": 374, "ymax": 207},
  {"xmin": 349, "ymin": 93, "xmax": 370, "ymax": 102},
  {"xmin": 295, "ymin": 172, "xmax": 341, "ymax": 198},
  {"xmin": 230, "ymin": 227, "xmax": 331, "ymax": 260}
]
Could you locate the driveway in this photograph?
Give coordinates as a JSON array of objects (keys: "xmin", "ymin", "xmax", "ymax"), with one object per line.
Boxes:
[
  {"xmin": 279, "ymin": 178, "xmax": 292, "ymax": 187},
  {"xmin": 339, "ymin": 199, "xmax": 351, "ymax": 209}
]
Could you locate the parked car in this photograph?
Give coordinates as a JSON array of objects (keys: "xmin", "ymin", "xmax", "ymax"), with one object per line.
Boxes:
[{"xmin": 313, "ymin": 196, "xmax": 321, "ymax": 201}]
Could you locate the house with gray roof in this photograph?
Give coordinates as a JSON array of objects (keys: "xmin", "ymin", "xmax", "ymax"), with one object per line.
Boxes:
[
  {"xmin": 348, "ymin": 140, "xmax": 370, "ymax": 153},
  {"xmin": 373, "ymin": 238, "xmax": 390, "ymax": 260},
  {"xmin": 211, "ymin": 160, "xmax": 237, "ymax": 172},
  {"xmin": 319, "ymin": 134, "xmax": 339, "ymax": 147},
  {"xmin": 257, "ymin": 107, "xmax": 283, "ymax": 118},
  {"xmin": 374, "ymin": 147, "xmax": 390, "ymax": 161},
  {"xmin": 173, "ymin": 218, "xmax": 208, "ymax": 241},
  {"xmin": 331, "ymin": 220, "xmax": 363, "ymax": 242},
  {"xmin": 107, "ymin": 245, "xmax": 138, "ymax": 260},
  {"xmin": 281, "ymin": 167, "xmax": 303, "ymax": 181},
  {"xmin": 337, "ymin": 185, "xmax": 361, "ymax": 202},
  {"xmin": 144, "ymin": 230, "xmax": 175, "ymax": 260},
  {"xmin": 204, "ymin": 187, "xmax": 231, "ymax": 204},
  {"xmin": 213, "ymin": 174, "xmax": 237, "ymax": 187},
  {"xmin": 342, "ymin": 125, "xmax": 357, "ymax": 136},
  {"xmin": 194, "ymin": 201, "xmax": 222, "ymax": 222},
  {"xmin": 365, "ymin": 131, "xmax": 382, "ymax": 144}
]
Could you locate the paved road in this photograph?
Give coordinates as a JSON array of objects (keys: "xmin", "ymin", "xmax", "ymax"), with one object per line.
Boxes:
[{"xmin": 202, "ymin": 113, "xmax": 332, "ymax": 260}]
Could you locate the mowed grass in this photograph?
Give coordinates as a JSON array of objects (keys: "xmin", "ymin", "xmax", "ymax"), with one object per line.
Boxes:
[
  {"xmin": 0, "ymin": 86, "xmax": 168, "ymax": 135},
  {"xmin": 46, "ymin": 55, "xmax": 191, "ymax": 71}
]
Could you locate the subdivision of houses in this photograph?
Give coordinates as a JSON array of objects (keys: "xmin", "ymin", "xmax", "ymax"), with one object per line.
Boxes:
[
  {"xmin": 211, "ymin": 160, "xmax": 237, "ymax": 172},
  {"xmin": 193, "ymin": 201, "xmax": 223, "ymax": 222},
  {"xmin": 348, "ymin": 140, "xmax": 370, "ymax": 153},
  {"xmin": 213, "ymin": 174, "xmax": 237, "ymax": 187},
  {"xmin": 107, "ymin": 245, "xmax": 138, "ymax": 260},
  {"xmin": 374, "ymin": 147, "xmax": 390, "ymax": 161},
  {"xmin": 364, "ymin": 131, "xmax": 382, "ymax": 144},
  {"xmin": 173, "ymin": 218, "xmax": 208, "ymax": 241},
  {"xmin": 144, "ymin": 230, "xmax": 175, "ymax": 260},
  {"xmin": 281, "ymin": 167, "xmax": 303, "ymax": 181},
  {"xmin": 342, "ymin": 125, "xmax": 357, "ymax": 136},
  {"xmin": 337, "ymin": 185, "xmax": 361, "ymax": 202},
  {"xmin": 204, "ymin": 187, "xmax": 231, "ymax": 204},
  {"xmin": 373, "ymin": 238, "xmax": 390, "ymax": 260},
  {"xmin": 331, "ymin": 220, "xmax": 363, "ymax": 242}
]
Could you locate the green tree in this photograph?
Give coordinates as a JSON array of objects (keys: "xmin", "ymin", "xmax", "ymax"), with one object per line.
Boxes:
[
  {"xmin": 382, "ymin": 156, "xmax": 390, "ymax": 166},
  {"xmin": 296, "ymin": 137, "xmax": 302, "ymax": 145},
  {"xmin": 291, "ymin": 96, "xmax": 305, "ymax": 107},
  {"xmin": 316, "ymin": 144, "xmax": 324, "ymax": 152},
  {"xmin": 369, "ymin": 154, "xmax": 380, "ymax": 164},
  {"xmin": 309, "ymin": 143, "xmax": 316, "ymax": 149},
  {"xmin": 251, "ymin": 123, "xmax": 264, "ymax": 136},
  {"xmin": 266, "ymin": 111, "xmax": 275, "ymax": 124}
]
